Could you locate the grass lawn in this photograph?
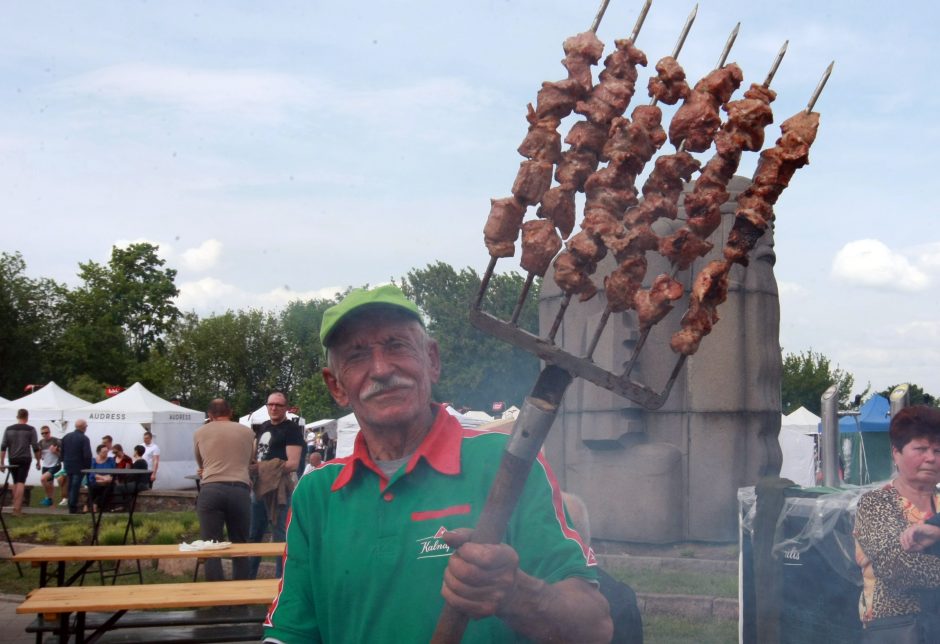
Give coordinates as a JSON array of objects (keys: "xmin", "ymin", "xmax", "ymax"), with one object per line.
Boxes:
[
  {"xmin": 610, "ymin": 566, "xmax": 739, "ymax": 598},
  {"xmin": 644, "ymin": 615, "xmax": 737, "ymax": 643},
  {"xmin": 1, "ymin": 500, "xmax": 201, "ymax": 595}
]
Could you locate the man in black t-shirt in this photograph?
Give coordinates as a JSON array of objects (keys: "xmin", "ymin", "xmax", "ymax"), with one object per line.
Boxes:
[
  {"xmin": 248, "ymin": 391, "xmax": 303, "ymax": 578},
  {"xmin": 1, "ymin": 409, "xmax": 41, "ymax": 517}
]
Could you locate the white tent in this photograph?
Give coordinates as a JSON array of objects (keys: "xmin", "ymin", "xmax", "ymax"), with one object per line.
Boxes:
[
  {"xmin": 305, "ymin": 418, "xmax": 337, "ymax": 441},
  {"xmin": 335, "ymin": 412, "xmax": 361, "ymax": 459},
  {"xmin": 462, "ymin": 410, "xmax": 495, "ymax": 424},
  {"xmin": 65, "ymin": 383, "xmax": 205, "ymax": 490},
  {"xmin": 778, "ymin": 406, "xmax": 820, "ymax": 487},
  {"xmin": 0, "ymin": 382, "xmax": 92, "ymax": 486},
  {"xmin": 0, "ymin": 381, "xmax": 90, "ymax": 425}
]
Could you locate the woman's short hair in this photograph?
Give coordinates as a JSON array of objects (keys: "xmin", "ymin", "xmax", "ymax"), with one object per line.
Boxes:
[
  {"xmin": 112, "ymin": 444, "xmax": 123, "ymax": 454},
  {"xmin": 134, "ymin": 445, "xmax": 146, "ymax": 457},
  {"xmin": 96, "ymin": 444, "xmax": 107, "ymax": 453},
  {"xmin": 889, "ymin": 405, "xmax": 940, "ymax": 451}
]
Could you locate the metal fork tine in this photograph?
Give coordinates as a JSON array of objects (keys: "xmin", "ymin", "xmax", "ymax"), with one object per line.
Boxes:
[
  {"xmin": 510, "ymin": 273, "xmax": 536, "ymax": 325},
  {"xmin": 474, "ymin": 256, "xmax": 499, "ymax": 310},
  {"xmin": 547, "ymin": 293, "xmax": 573, "ymax": 341},
  {"xmin": 585, "ymin": 308, "xmax": 612, "ymax": 359}
]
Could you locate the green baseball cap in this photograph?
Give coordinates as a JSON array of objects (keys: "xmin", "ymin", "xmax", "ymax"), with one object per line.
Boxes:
[{"xmin": 320, "ymin": 285, "xmax": 423, "ymax": 347}]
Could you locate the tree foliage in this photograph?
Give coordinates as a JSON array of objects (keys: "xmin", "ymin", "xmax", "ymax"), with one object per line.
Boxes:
[
  {"xmin": 52, "ymin": 243, "xmax": 181, "ymax": 389},
  {"xmin": 165, "ymin": 310, "xmax": 295, "ymax": 414},
  {"xmin": 0, "ymin": 252, "xmax": 68, "ymax": 398},
  {"xmin": 400, "ymin": 262, "xmax": 540, "ymax": 411},
  {"xmin": 781, "ymin": 349, "xmax": 855, "ymax": 415}
]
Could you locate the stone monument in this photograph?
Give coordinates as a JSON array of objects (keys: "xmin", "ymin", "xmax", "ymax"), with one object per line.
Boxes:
[{"xmin": 540, "ymin": 176, "xmax": 782, "ymax": 542}]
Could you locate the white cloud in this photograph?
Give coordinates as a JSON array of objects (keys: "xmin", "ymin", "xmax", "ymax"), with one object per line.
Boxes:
[
  {"xmin": 913, "ymin": 241, "xmax": 940, "ymax": 271},
  {"xmin": 831, "ymin": 239, "xmax": 929, "ymax": 291},
  {"xmin": 52, "ymin": 63, "xmax": 493, "ymax": 129},
  {"xmin": 175, "ymin": 278, "xmax": 344, "ymax": 316},
  {"xmin": 777, "ymin": 281, "xmax": 807, "ymax": 296},
  {"xmin": 895, "ymin": 320, "xmax": 940, "ymax": 343},
  {"xmin": 180, "ymin": 239, "xmax": 222, "ymax": 272},
  {"xmin": 56, "ymin": 64, "xmax": 319, "ymax": 120}
]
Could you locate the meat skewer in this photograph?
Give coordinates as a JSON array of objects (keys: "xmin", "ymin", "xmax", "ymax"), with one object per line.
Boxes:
[
  {"xmin": 670, "ymin": 62, "xmax": 833, "ymax": 357},
  {"xmin": 475, "ymin": 0, "xmax": 621, "ymax": 325},
  {"xmin": 662, "ymin": 40, "xmax": 787, "ymax": 270},
  {"xmin": 482, "ymin": 0, "xmax": 614, "ymax": 267},
  {"xmin": 722, "ymin": 64, "xmax": 832, "ymax": 267},
  {"xmin": 582, "ymin": 22, "xmax": 742, "ymax": 359},
  {"xmin": 546, "ymin": 4, "xmax": 699, "ymax": 341},
  {"xmin": 623, "ymin": 41, "xmax": 789, "ymax": 373},
  {"xmin": 506, "ymin": 0, "xmax": 658, "ymax": 325}
]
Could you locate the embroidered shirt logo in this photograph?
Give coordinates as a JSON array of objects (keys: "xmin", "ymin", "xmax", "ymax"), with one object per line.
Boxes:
[{"xmin": 416, "ymin": 526, "xmax": 453, "ymax": 560}]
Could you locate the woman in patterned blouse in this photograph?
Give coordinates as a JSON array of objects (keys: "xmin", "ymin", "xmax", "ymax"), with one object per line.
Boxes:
[{"xmin": 854, "ymin": 405, "xmax": 940, "ymax": 639}]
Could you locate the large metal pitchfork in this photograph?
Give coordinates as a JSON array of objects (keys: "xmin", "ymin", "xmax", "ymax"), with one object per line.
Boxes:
[{"xmin": 432, "ymin": 0, "xmax": 832, "ymax": 640}]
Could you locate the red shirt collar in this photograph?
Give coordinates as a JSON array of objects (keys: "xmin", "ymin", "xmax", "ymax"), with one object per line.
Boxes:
[{"xmin": 331, "ymin": 404, "xmax": 462, "ymax": 492}]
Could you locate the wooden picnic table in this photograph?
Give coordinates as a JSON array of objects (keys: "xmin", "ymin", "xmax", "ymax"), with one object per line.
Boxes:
[
  {"xmin": 14, "ymin": 542, "xmax": 286, "ymax": 587},
  {"xmin": 17, "ymin": 578, "xmax": 279, "ymax": 643}
]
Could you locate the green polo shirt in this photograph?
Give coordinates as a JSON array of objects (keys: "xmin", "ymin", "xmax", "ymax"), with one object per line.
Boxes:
[{"xmin": 263, "ymin": 406, "xmax": 596, "ymax": 643}]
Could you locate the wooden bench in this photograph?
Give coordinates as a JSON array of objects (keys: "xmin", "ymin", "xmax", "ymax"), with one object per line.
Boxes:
[
  {"xmin": 18, "ymin": 579, "xmax": 279, "ymax": 643},
  {"xmin": 13, "ymin": 542, "xmax": 286, "ymax": 587}
]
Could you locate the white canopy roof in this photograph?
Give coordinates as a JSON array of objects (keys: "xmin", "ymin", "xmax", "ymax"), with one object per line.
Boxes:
[
  {"xmin": 783, "ymin": 406, "xmax": 822, "ymax": 434},
  {"xmin": 66, "ymin": 382, "xmax": 203, "ymax": 424},
  {"xmin": 0, "ymin": 381, "xmax": 91, "ymax": 423}
]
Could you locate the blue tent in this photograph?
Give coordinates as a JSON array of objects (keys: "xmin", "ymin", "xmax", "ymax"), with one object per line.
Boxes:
[
  {"xmin": 835, "ymin": 395, "xmax": 890, "ymax": 433},
  {"xmin": 815, "ymin": 395, "xmax": 894, "ymax": 484}
]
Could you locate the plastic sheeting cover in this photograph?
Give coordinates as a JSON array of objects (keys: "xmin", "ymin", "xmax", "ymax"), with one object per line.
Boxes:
[{"xmin": 739, "ymin": 485, "xmax": 874, "ymax": 585}]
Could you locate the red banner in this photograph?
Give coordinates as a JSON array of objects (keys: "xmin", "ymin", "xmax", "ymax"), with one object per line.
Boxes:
[{"xmin": 105, "ymin": 386, "xmax": 125, "ymax": 397}]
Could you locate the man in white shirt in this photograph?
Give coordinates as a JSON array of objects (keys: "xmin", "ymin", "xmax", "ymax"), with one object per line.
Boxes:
[{"xmin": 142, "ymin": 431, "xmax": 160, "ymax": 484}]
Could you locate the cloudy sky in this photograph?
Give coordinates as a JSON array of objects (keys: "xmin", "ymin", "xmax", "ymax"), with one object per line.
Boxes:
[{"xmin": 2, "ymin": 0, "xmax": 937, "ymax": 397}]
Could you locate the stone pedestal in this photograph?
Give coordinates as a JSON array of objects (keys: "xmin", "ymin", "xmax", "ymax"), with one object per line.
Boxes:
[{"xmin": 541, "ymin": 176, "xmax": 782, "ymax": 543}]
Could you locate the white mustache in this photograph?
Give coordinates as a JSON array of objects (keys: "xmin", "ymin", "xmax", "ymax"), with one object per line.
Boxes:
[{"xmin": 361, "ymin": 375, "xmax": 416, "ymax": 401}]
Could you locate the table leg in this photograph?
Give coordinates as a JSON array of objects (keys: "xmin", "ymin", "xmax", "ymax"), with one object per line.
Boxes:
[{"xmin": 0, "ymin": 468, "xmax": 23, "ymax": 577}]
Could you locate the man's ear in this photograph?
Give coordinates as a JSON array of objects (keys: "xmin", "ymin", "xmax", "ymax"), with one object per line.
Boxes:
[
  {"xmin": 322, "ymin": 367, "xmax": 349, "ymax": 407},
  {"xmin": 428, "ymin": 339, "xmax": 441, "ymax": 385}
]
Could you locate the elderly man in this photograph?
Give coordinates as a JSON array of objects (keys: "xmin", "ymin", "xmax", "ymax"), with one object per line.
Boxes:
[
  {"xmin": 61, "ymin": 419, "xmax": 92, "ymax": 514},
  {"xmin": 1, "ymin": 409, "xmax": 41, "ymax": 517},
  {"xmin": 263, "ymin": 285, "xmax": 611, "ymax": 643},
  {"xmin": 194, "ymin": 399, "xmax": 255, "ymax": 580}
]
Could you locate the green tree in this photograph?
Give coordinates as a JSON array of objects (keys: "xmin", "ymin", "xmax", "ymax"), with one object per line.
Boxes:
[
  {"xmin": 878, "ymin": 383, "xmax": 938, "ymax": 407},
  {"xmin": 67, "ymin": 374, "xmax": 109, "ymax": 403},
  {"xmin": 781, "ymin": 349, "xmax": 855, "ymax": 415},
  {"xmin": 165, "ymin": 309, "xmax": 295, "ymax": 414},
  {"xmin": 79, "ymin": 243, "xmax": 181, "ymax": 360},
  {"xmin": 0, "ymin": 252, "xmax": 68, "ymax": 397},
  {"xmin": 54, "ymin": 243, "xmax": 181, "ymax": 387},
  {"xmin": 281, "ymin": 296, "xmax": 345, "ymax": 420},
  {"xmin": 400, "ymin": 262, "xmax": 540, "ymax": 411}
]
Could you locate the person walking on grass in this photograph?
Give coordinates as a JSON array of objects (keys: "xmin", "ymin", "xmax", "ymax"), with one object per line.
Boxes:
[{"xmin": 1, "ymin": 409, "xmax": 41, "ymax": 517}]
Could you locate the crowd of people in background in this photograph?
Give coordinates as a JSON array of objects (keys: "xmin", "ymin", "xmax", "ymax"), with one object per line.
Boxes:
[{"xmin": 1, "ymin": 411, "xmax": 156, "ymax": 515}]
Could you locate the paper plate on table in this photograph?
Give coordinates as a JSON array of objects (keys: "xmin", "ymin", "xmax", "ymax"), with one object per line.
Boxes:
[{"xmin": 179, "ymin": 540, "xmax": 232, "ymax": 552}]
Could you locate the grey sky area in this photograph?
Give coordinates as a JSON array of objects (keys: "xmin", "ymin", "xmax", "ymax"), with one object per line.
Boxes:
[{"xmin": 2, "ymin": 1, "xmax": 937, "ymax": 395}]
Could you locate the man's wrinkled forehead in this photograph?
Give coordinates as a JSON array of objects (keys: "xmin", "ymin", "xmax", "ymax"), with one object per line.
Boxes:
[{"xmin": 329, "ymin": 308, "xmax": 424, "ymax": 349}]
